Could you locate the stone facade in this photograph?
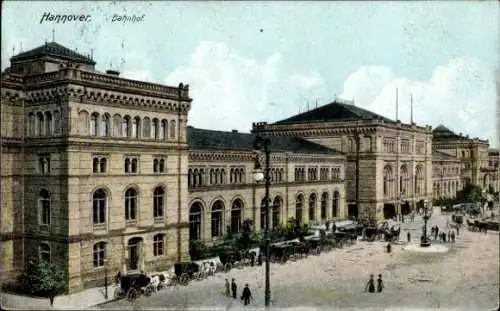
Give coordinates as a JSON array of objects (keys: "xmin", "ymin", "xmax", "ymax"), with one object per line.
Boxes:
[
  {"xmin": 432, "ymin": 125, "xmax": 499, "ymax": 193},
  {"xmin": 252, "ymin": 100, "xmax": 434, "ymax": 221},
  {"xmin": 187, "ymin": 148, "xmax": 346, "ymax": 243},
  {"xmin": 0, "ymin": 42, "xmax": 347, "ymax": 293},
  {"xmin": 431, "ymin": 151, "xmax": 462, "ymax": 198},
  {"xmin": 1, "ymin": 42, "xmax": 192, "ymax": 293}
]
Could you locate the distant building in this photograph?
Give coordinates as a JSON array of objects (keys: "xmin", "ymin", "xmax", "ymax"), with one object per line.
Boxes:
[
  {"xmin": 431, "ymin": 151, "xmax": 462, "ymax": 198},
  {"xmin": 432, "ymin": 125, "xmax": 499, "ymax": 193},
  {"xmin": 252, "ymin": 99, "xmax": 434, "ymax": 221}
]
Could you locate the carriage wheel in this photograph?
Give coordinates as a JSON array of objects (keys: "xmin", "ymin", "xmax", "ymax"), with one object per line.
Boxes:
[
  {"xmin": 144, "ymin": 285, "xmax": 153, "ymax": 297},
  {"xmin": 196, "ymin": 271, "xmax": 205, "ymax": 281},
  {"xmin": 127, "ymin": 288, "xmax": 138, "ymax": 302},
  {"xmin": 113, "ymin": 287, "xmax": 122, "ymax": 299},
  {"xmin": 180, "ymin": 273, "xmax": 189, "ymax": 286}
]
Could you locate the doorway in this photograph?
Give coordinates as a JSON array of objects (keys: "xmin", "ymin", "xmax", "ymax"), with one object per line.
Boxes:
[
  {"xmin": 128, "ymin": 237, "xmax": 143, "ymax": 271},
  {"xmin": 383, "ymin": 204, "xmax": 396, "ymax": 219},
  {"xmin": 401, "ymin": 201, "xmax": 411, "ymax": 215},
  {"xmin": 348, "ymin": 203, "xmax": 358, "ymax": 220}
]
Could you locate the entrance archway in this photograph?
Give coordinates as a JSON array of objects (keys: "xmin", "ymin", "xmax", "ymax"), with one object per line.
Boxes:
[
  {"xmin": 128, "ymin": 237, "xmax": 144, "ymax": 271},
  {"xmin": 401, "ymin": 201, "xmax": 411, "ymax": 215},
  {"xmin": 347, "ymin": 203, "xmax": 358, "ymax": 220},
  {"xmin": 383, "ymin": 204, "xmax": 396, "ymax": 219}
]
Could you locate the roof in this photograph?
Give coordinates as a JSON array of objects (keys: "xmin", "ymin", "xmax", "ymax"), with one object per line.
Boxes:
[
  {"xmin": 433, "ymin": 124, "xmax": 454, "ymax": 133},
  {"xmin": 187, "ymin": 127, "xmax": 341, "ymax": 155},
  {"xmin": 432, "ymin": 151, "xmax": 458, "ymax": 160},
  {"xmin": 10, "ymin": 42, "xmax": 96, "ymax": 65},
  {"xmin": 273, "ymin": 99, "xmax": 395, "ymax": 125}
]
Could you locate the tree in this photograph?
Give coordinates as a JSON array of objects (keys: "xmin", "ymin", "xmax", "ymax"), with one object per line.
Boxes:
[
  {"xmin": 456, "ymin": 184, "xmax": 484, "ymax": 203},
  {"xmin": 19, "ymin": 260, "xmax": 66, "ymax": 306}
]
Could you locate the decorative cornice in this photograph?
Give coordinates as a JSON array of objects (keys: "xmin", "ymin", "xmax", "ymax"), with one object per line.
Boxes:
[
  {"xmin": 253, "ymin": 119, "xmax": 433, "ymax": 136},
  {"xmin": 188, "ymin": 149, "xmax": 345, "ymax": 163}
]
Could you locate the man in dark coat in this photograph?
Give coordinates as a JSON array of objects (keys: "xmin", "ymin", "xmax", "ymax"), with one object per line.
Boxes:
[
  {"xmin": 365, "ymin": 274, "xmax": 375, "ymax": 293},
  {"xmin": 241, "ymin": 284, "xmax": 252, "ymax": 305},
  {"xmin": 231, "ymin": 278, "xmax": 237, "ymax": 299}
]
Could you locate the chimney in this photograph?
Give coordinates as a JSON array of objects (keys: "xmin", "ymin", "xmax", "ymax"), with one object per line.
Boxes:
[
  {"xmin": 106, "ymin": 69, "xmax": 120, "ymax": 76},
  {"xmin": 231, "ymin": 129, "xmax": 238, "ymax": 133}
]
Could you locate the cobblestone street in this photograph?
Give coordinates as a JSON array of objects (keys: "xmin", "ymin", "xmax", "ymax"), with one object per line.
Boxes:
[{"xmin": 99, "ymin": 210, "xmax": 499, "ymax": 310}]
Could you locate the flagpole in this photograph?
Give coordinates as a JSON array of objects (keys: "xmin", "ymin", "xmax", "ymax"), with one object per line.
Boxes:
[{"xmin": 396, "ymin": 88, "xmax": 399, "ymax": 121}]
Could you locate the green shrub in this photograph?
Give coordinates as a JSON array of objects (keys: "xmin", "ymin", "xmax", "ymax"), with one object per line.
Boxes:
[{"xmin": 18, "ymin": 260, "xmax": 66, "ymax": 298}]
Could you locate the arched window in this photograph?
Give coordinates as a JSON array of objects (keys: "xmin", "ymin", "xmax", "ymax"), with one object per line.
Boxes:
[
  {"xmin": 221, "ymin": 169, "xmax": 226, "ymax": 184},
  {"xmin": 38, "ymin": 189, "xmax": 51, "ymax": 225},
  {"xmin": 153, "ymin": 234, "xmax": 164, "ymax": 256},
  {"xmin": 332, "ymin": 191, "xmax": 340, "ymax": 218},
  {"xmin": 90, "ymin": 113, "xmax": 99, "ymax": 136},
  {"xmin": 231, "ymin": 199, "xmax": 243, "ymax": 233},
  {"xmin": 36, "ymin": 112, "xmax": 44, "ymax": 136},
  {"xmin": 122, "ymin": 116, "xmax": 130, "ymax": 137},
  {"xmin": 153, "ymin": 159, "xmax": 159, "ymax": 173},
  {"xmin": 39, "ymin": 243, "xmax": 51, "ymax": 263},
  {"xmin": 132, "ymin": 117, "xmax": 140, "ymax": 138},
  {"xmin": 415, "ymin": 166, "xmax": 423, "ymax": 195},
  {"xmin": 125, "ymin": 188, "xmax": 137, "ymax": 221},
  {"xmin": 28, "ymin": 112, "xmax": 35, "ymax": 136},
  {"xmin": 45, "ymin": 112, "xmax": 52, "ymax": 135},
  {"xmin": 230, "ymin": 168, "xmax": 234, "ymax": 184},
  {"xmin": 308, "ymin": 193, "xmax": 317, "ymax": 221},
  {"xmin": 383, "ymin": 165, "xmax": 393, "ymax": 197},
  {"xmin": 131, "ymin": 159, "xmax": 138, "ymax": 173},
  {"xmin": 170, "ymin": 120, "xmax": 176, "ymax": 139},
  {"xmin": 100, "ymin": 158, "xmax": 107, "ymax": 173},
  {"xmin": 125, "ymin": 158, "xmax": 131, "ymax": 173},
  {"xmin": 151, "ymin": 119, "xmax": 158, "ymax": 139},
  {"xmin": 93, "ymin": 242, "xmax": 107, "ymax": 267},
  {"xmin": 142, "ymin": 117, "xmax": 151, "ymax": 138},
  {"xmin": 153, "ymin": 187, "xmax": 164, "ymax": 220},
  {"xmin": 160, "ymin": 120, "xmax": 168, "ymax": 140},
  {"xmin": 400, "ymin": 165, "xmax": 408, "ymax": 195},
  {"xmin": 189, "ymin": 202, "xmax": 203, "ymax": 241},
  {"xmin": 112, "ymin": 114, "xmax": 121, "ymax": 136},
  {"xmin": 93, "ymin": 189, "xmax": 107, "ymax": 225},
  {"xmin": 159, "ymin": 158, "xmax": 165, "ymax": 173},
  {"xmin": 260, "ymin": 197, "xmax": 270, "ymax": 230},
  {"xmin": 101, "ymin": 114, "xmax": 110, "ymax": 136},
  {"xmin": 272, "ymin": 196, "xmax": 282, "ymax": 228},
  {"xmin": 320, "ymin": 192, "xmax": 328, "ymax": 220},
  {"xmin": 295, "ymin": 194, "xmax": 304, "ymax": 225},
  {"xmin": 93, "ymin": 157, "xmax": 99, "ymax": 173},
  {"xmin": 211, "ymin": 200, "xmax": 224, "ymax": 237}
]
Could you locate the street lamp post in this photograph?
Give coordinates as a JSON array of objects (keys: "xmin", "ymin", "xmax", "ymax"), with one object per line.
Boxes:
[
  {"xmin": 103, "ymin": 258, "xmax": 109, "ymax": 299},
  {"xmin": 421, "ymin": 200, "xmax": 431, "ymax": 247},
  {"xmin": 253, "ymin": 135, "xmax": 271, "ymax": 308}
]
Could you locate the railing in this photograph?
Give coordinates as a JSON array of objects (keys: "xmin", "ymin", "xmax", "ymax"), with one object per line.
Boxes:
[
  {"xmin": 21, "ymin": 69, "xmax": 190, "ymax": 99},
  {"xmin": 80, "ymin": 71, "xmax": 184, "ymax": 97}
]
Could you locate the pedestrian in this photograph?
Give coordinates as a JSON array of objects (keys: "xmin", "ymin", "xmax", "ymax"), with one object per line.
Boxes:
[
  {"xmin": 451, "ymin": 230, "xmax": 455, "ymax": 243},
  {"xmin": 456, "ymin": 225, "xmax": 460, "ymax": 236},
  {"xmin": 115, "ymin": 270, "xmax": 122, "ymax": 285},
  {"xmin": 447, "ymin": 231, "xmax": 451, "ymax": 242},
  {"xmin": 386, "ymin": 243, "xmax": 391, "ymax": 253},
  {"xmin": 407, "ymin": 231, "xmax": 411, "ymax": 243},
  {"xmin": 365, "ymin": 274, "xmax": 375, "ymax": 293},
  {"xmin": 377, "ymin": 274, "xmax": 384, "ymax": 293},
  {"xmin": 241, "ymin": 283, "xmax": 252, "ymax": 305},
  {"xmin": 231, "ymin": 278, "xmax": 237, "ymax": 299},
  {"xmin": 442, "ymin": 232, "xmax": 447, "ymax": 243},
  {"xmin": 225, "ymin": 279, "xmax": 230, "ymax": 297}
]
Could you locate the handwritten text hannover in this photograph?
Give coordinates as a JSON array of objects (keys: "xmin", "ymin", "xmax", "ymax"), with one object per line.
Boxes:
[{"xmin": 40, "ymin": 13, "xmax": 91, "ymax": 24}]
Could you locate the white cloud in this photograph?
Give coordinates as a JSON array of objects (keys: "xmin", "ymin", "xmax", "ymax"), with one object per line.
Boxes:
[
  {"xmin": 165, "ymin": 41, "xmax": 327, "ymax": 132},
  {"xmin": 340, "ymin": 58, "xmax": 497, "ymax": 147}
]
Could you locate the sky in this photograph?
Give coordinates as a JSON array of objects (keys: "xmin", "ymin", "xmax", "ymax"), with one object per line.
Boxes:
[{"xmin": 2, "ymin": 1, "xmax": 499, "ymax": 147}]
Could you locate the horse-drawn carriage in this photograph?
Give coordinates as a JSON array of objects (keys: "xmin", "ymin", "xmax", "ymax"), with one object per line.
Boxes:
[
  {"xmin": 114, "ymin": 273, "xmax": 154, "ymax": 301},
  {"xmin": 305, "ymin": 236, "xmax": 323, "ymax": 255},
  {"xmin": 218, "ymin": 249, "xmax": 253, "ymax": 272},
  {"xmin": 170, "ymin": 262, "xmax": 203, "ymax": 286},
  {"xmin": 362, "ymin": 226, "xmax": 379, "ymax": 242}
]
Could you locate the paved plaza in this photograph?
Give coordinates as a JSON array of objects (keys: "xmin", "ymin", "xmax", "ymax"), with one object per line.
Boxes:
[{"xmin": 99, "ymin": 209, "xmax": 499, "ymax": 310}]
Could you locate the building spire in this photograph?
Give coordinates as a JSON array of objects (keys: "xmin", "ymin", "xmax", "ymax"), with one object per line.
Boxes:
[
  {"xmin": 395, "ymin": 87, "xmax": 399, "ymax": 121},
  {"xmin": 410, "ymin": 93, "xmax": 414, "ymax": 124}
]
